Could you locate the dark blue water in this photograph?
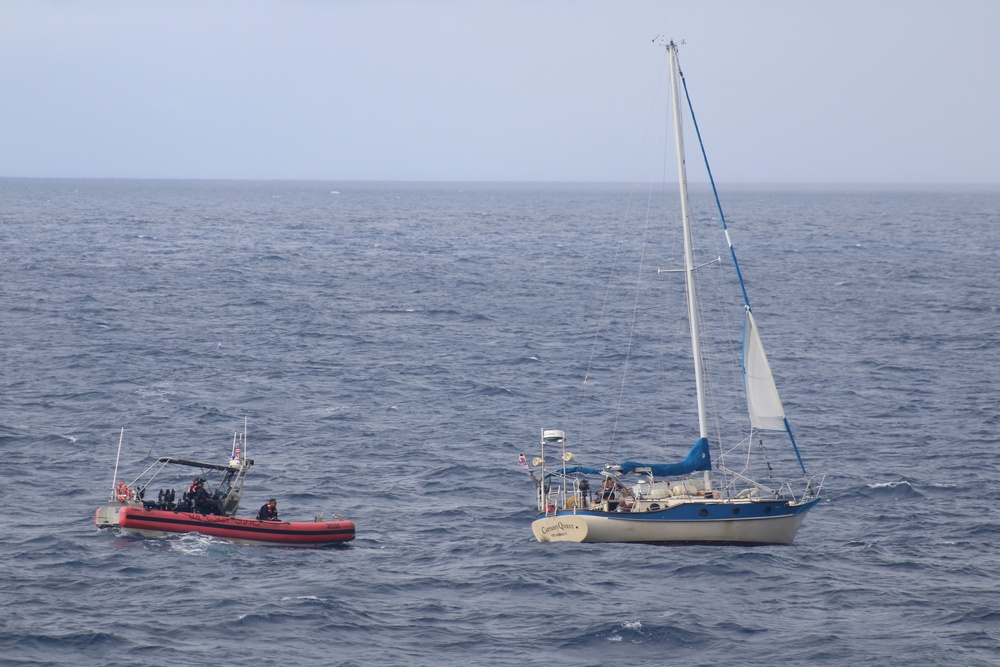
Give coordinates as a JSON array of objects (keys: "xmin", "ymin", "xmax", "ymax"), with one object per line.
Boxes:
[{"xmin": 1, "ymin": 179, "xmax": 998, "ymax": 666}]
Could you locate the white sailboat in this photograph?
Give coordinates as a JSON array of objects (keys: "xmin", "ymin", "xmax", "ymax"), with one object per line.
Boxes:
[{"xmin": 527, "ymin": 40, "xmax": 823, "ymax": 545}]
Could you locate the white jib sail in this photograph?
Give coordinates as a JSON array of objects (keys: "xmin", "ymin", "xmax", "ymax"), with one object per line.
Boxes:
[{"xmin": 743, "ymin": 310, "xmax": 786, "ymax": 430}]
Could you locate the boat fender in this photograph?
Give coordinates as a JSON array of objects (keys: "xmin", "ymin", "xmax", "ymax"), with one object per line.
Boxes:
[{"xmin": 116, "ymin": 481, "xmax": 129, "ymax": 502}]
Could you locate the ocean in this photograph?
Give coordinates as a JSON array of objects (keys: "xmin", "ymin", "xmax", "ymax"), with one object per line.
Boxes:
[{"xmin": 1, "ymin": 179, "xmax": 998, "ymax": 666}]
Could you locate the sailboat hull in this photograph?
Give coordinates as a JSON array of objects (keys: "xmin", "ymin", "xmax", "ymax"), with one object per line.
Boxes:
[{"xmin": 532, "ymin": 497, "xmax": 819, "ymax": 546}]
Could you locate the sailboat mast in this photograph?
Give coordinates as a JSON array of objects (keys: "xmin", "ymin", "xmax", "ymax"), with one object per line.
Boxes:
[{"xmin": 667, "ymin": 41, "xmax": 709, "ymax": 440}]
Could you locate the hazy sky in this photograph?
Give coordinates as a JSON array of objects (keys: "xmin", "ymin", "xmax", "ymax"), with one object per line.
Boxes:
[{"xmin": 2, "ymin": 1, "xmax": 997, "ymax": 183}]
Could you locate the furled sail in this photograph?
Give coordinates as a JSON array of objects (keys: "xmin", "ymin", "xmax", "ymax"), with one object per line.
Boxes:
[
  {"xmin": 619, "ymin": 437, "xmax": 712, "ymax": 476},
  {"xmin": 743, "ymin": 310, "xmax": 786, "ymax": 430}
]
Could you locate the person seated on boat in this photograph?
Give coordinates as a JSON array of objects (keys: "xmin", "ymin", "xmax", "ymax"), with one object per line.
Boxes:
[
  {"xmin": 191, "ymin": 478, "xmax": 224, "ymax": 515},
  {"xmin": 257, "ymin": 498, "xmax": 279, "ymax": 521},
  {"xmin": 616, "ymin": 485, "xmax": 634, "ymax": 513},
  {"xmin": 172, "ymin": 477, "xmax": 199, "ymax": 511},
  {"xmin": 599, "ymin": 478, "xmax": 620, "ymax": 512}
]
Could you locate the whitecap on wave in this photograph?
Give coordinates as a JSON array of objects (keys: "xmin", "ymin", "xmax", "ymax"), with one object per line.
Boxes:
[
  {"xmin": 868, "ymin": 480, "xmax": 911, "ymax": 490},
  {"xmin": 171, "ymin": 532, "xmax": 232, "ymax": 555},
  {"xmin": 607, "ymin": 619, "xmax": 644, "ymax": 643}
]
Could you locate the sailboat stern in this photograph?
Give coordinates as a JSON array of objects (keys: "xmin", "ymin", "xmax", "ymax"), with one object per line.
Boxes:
[{"xmin": 532, "ymin": 515, "xmax": 590, "ymax": 542}]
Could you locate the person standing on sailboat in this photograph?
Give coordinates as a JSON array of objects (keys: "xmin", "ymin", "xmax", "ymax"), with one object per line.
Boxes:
[{"xmin": 598, "ymin": 478, "xmax": 619, "ymax": 511}]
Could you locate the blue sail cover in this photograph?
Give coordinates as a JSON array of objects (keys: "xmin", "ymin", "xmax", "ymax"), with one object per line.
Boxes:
[
  {"xmin": 618, "ymin": 437, "xmax": 712, "ymax": 477},
  {"xmin": 545, "ymin": 465, "xmax": 603, "ymax": 479}
]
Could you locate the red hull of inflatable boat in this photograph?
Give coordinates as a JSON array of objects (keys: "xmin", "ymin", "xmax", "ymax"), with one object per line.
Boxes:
[{"xmin": 116, "ymin": 507, "xmax": 355, "ymax": 546}]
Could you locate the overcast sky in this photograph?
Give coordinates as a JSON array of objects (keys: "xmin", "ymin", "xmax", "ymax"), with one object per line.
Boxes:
[{"xmin": 1, "ymin": 1, "xmax": 997, "ymax": 183}]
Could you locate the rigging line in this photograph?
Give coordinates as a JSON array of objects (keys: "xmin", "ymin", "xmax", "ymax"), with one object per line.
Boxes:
[
  {"xmin": 145, "ymin": 414, "xmax": 169, "ymax": 459},
  {"xmin": 609, "ymin": 178, "xmax": 656, "ymax": 455},
  {"xmin": 578, "ymin": 182, "xmax": 635, "ymax": 454},
  {"xmin": 691, "ymin": 256, "xmax": 736, "ymax": 488},
  {"xmin": 653, "ymin": 61, "xmax": 679, "ymax": 454},
  {"xmin": 606, "ymin": 48, "xmax": 675, "ymax": 460},
  {"xmin": 698, "ymin": 206, "xmax": 747, "ymax": 474},
  {"xmin": 679, "ymin": 70, "xmax": 751, "ymax": 312},
  {"xmin": 580, "ymin": 49, "xmax": 671, "ymax": 460},
  {"xmin": 679, "ymin": 61, "xmax": 809, "ymax": 476},
  {"xmin": 653, "ymin": 199, "xmax": 677, "ymax": 453}
]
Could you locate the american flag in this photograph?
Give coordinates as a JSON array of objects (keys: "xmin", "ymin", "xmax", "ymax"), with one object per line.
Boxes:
[{"xmin": 518, "ymin": 453, "xmax": 529, "ymax": 470}]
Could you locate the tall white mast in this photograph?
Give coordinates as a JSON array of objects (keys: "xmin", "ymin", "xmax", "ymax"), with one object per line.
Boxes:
[{"xmin": 667, "ymin": 40, "xmax": 709, "ymax": 440}]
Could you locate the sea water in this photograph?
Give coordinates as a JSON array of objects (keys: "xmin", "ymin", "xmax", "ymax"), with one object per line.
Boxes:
[{"xmin": 1, "ymin": 179, "xmax": 998, "ymax": 666}]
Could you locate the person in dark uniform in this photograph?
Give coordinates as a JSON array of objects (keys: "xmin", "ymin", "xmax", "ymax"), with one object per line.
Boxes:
[
  {"xmin": 191, "ymin": 478, "xmax": 224, "ymax": 515},
  {"xmin": 257, "ymin": 498, "xmax": 279, "ymax": 521}
]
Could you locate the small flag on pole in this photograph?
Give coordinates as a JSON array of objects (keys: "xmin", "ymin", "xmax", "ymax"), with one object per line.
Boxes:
[{"xmin": 518, "ymin": 453, "xmax": 529, "ymax": 470}]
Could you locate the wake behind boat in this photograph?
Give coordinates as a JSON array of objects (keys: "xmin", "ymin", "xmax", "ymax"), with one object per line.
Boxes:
[
  {"xmin": 95, "ymin": 424, "xmax": 355, "ymax": 547},
  {"xmin": 525, "ymin": 41, "xmax": 823, "ymax": 546}
]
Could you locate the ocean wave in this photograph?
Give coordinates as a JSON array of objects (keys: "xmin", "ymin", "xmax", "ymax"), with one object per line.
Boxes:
[{"xmin": 4, "ymin": 182, "xmax": 1000, "ymax": 666}]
